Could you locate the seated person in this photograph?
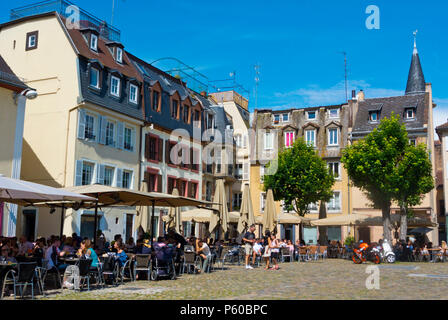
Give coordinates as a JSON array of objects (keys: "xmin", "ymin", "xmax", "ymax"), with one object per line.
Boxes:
[
  {"xmin": 77, "ymin": 239, "xmax": 100, "ymax": 270},
  {"xmin": 0, "ymin": 245, "xmax": 17, "ymax": 263},
  {"xmin": 33, "ymin": 238, "xmax": 46, "ymax": 260},
  {"xmin": 125, "ymin": 237, "xmax": 136, "ymax": 253},
  {"xmin": 45, "ymin": 238, "xmax": 67, "ymax": 271},
  {"xmin": 114, "ymin": 241, "xmax": 128, "ymax": 267}
]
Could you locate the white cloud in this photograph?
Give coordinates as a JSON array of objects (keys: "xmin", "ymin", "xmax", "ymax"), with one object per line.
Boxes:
[{"xmin": 273, "ymin": 80, "xmax": 404, "ymax": 107}]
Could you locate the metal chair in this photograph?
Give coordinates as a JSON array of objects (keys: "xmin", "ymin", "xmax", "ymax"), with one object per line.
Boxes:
[
  {"xmin": 76, "ymin": 259, "xmax": 93, "ymax": 291},
  {"xmin": 215, "ymin": 247, "xmax": 231, "ymax": 270},
  {"xmin": 280, "ymin": 247, "xmax": 293, "ymax": 262},
  {"xmin": 119, "ymin": 258, "xmax": 135, "ymax": 284},
  {"xmin": 7, "ymin": 262, "xmax": 37, "ymax": 299},
  {"xmin": 100, "ymin": 256, "xmax": 119, "ymax": 286},
  {"xmin": 134, "ymin": 254, "xmax": 151, "ymax": 281}
]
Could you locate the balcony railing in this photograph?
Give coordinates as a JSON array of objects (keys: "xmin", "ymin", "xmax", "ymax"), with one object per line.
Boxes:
[{"xmin": 10, "ymin": 0, "xmax": 121, "ymax": 42}]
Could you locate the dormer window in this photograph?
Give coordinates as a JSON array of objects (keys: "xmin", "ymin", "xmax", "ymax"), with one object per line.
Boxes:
[
  {"xmin": 273, "ymin": 114, "xmax": 280, "ymax": 124},
  {"xmin": 116, "ymin": 47, "xmax": 123, "ymax": 64},
  {"xmin": 90, "ymin": 34, "xmax": 98, "ymax": 51},
  {"xmin": 369, "ymin": 111, "xmax": 379, "ymax": 122},
  {"xmin": 89, "ymin": 67, "xmax": 100, "ymax": 88},
  {"xmin": 328, "ymin": 109, "xmax": 339, "ymax": 118},
  {"xmin": 307, "ymin": 111, "xmax": 316, "ymax": 120},
  {"xmin": 129, "ymin": 84, "xmax": 138, "ymax": 104},
  {"xmin": 405, "ymin": 108, "xmax": 415, "ymax": 119},
  {"xmin": 110, "ymin": 76, "xmax": 120, "ymax": 97}
]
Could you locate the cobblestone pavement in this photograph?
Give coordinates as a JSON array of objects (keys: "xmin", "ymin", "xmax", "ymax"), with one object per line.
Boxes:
[{"xmin": 7, "ymin": 259, "xmax": 448, "ymax": 300}]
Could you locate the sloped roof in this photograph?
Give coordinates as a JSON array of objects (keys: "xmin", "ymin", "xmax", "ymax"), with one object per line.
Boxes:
[
  {"xmin": 405, "ymin": 47, "xmax": 426, "ymax": 95},
  {"xmin": 0, "ymin": 55, "xmax": 28, "ymax": 92},
  {"xmin": 352, "ymin": 93, "xmax": 428, "ymax": 135}
]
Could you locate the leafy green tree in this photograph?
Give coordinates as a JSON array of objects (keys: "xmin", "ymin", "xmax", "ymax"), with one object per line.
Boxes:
[
  {"xmin": 392, "ymin": 143, "xmax": 434, "ymax": 240},
  {"xmin": 341, "ymin": 114, "xmax": 433, "ymax": 241},
  {"xmin": 263, "ymin": 138, "xmax": 335, "ymax": 216}
]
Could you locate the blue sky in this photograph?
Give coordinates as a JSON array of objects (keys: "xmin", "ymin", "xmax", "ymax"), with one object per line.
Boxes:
[{"xmin": 1, "ymin": 0, "xmax": 447, "ymax": 128}]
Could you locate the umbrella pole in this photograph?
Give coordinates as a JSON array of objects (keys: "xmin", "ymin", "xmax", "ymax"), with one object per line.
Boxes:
[
  {"xmin": 59, "ymin": 204, "xmax": 65, "ymax": 240},
  {"xmin": 93, "ymin": 201, "xmax": 98, "ymax": 248},
  {"xmin": 150, "ymin": 200, "xmax": 155, "ymax": 248}
]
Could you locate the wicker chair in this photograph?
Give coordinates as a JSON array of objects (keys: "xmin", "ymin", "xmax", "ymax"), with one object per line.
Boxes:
[
  {"xmin": 308, "ymin": 246, "xmax": 318, "ymax": 260},
  {"xmin": 298, "ymin": 247, "xmax": 309, "ymax": 262},
  {"xmin": 317, "ymin": 246, "xmax": 327, "ymax": 260},
  {"xmin": 133, "ymin": 254, "xmax": 151, "ymax": 281}
]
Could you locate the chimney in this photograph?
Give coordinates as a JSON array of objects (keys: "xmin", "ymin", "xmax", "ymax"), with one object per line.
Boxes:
[
  {"xmin": 351, "ymin": 90, "xmax": 356, "ymax": 100},
  {"xmin": 200, "ymin": 91, "xmax": 207, "ymax": 97},
  {"xmin": 357, "ymin": 90, "xmax": 365, "ymax": 102}
]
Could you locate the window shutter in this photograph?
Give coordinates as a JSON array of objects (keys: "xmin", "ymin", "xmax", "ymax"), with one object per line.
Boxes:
[
  {"xmin": 117, "ymin": 122, "xmax": 124, "ymax": 149},
  {"xmin": 190, "ymin": 147, "xmax": 194, "ymax": 170},
  {"xmin": 96, "ymin": 164, "xmax": 105, "ymax": 185},
  {"xmin": 165, "ymin": 140, "xmax": 170, "ymax": 164},
  {"xmin": 158, "ymin": 138, "xmax": 164, "ymax": 162},
  {"xmin": 116, "ymin": 168, "xmax": 123, "ymax": 188},
  {"xmin": 77, "ymin": 109, "xmax": 86, "ymax": 139},
  {"xmin": 131, "ymin": 128, "xmax": 136, "ymax": 152},
  {"xmin": 145, "ymin": 134, "xmax": 150, "ymax": 160},
  {"xmin": 99, "ymin": 116, "xmax": 107, "ymax": 145},
  {"xmin": 243, "ymin": 163, "xmax": 249, "ymax": 180},
  {"xmin": 75, "ymin": 160, "xmax": 83, "ymax": 186},
  {"xmin": 157, "ymin": 174, "xmax": 163, "ymax": 193},
  {"xmin": 187, "ymin": 181, "xmax": 192, "ymax": 198}
]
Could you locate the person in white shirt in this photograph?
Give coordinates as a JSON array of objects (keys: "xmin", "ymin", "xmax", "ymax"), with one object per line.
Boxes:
[
  {"xmin": 253, "ymin": 239, "xmax": 263, "ymax": 256},
  {"xmin": 18, "ymin": 236, "xmax": 34, "ymax": 256},
  {"xmin": 196, "ymin": 238, "xmax": 212, "ymax": 274},
  {"xmin": 45, "ymin": 239, "xmax": 67, "ymax": 271}
]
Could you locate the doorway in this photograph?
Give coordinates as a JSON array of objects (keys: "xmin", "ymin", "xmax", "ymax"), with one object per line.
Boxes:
[
  {"xmin": 357, "ymin": 227, "xmax": 371, "ymax": 243},
  {"xmin": 125, "ymin": 214, "xmax": 134, "ymax": 242},
  {"xmin": 22, "ymin": 209, "xmax": 37, "ymax": 241}
]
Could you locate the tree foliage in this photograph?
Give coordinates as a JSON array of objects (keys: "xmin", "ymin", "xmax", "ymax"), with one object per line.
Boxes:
[
  {"xmin": 341, "ymin": 114, "xmax": 434, "ymax": 240},
  {"xmin": 263, "ymin": 138, "xmax": 335, "ymax": 216}
]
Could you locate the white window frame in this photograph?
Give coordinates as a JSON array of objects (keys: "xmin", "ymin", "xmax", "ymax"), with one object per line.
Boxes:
[
  {"xmin": 90, "ymin": 67, "xmax": 100, "ymax": 88},
  {"xmin": 305, "ymin": 129, "xmax": 316, "ymax": 147},
  {"xmin": 328, "ymin": 128, "xmax": 339, "ymax": 146},
  {"xmin": 405, "ymin": 108, "xmax": 415, "ymax": 119},
  {"xmin": 369, "ymin": 111, "xmax": 379, "ymax": 122},
  {"xmin": 123, "ymin": 125, "xmax": 136, "ymax": 152},
  {"xmin": 129, "ymin": 84, "xmax": 138, "ymax": 104},
  {"xmin": 103, "ymin": 165, "xmax": 116, "ymax": 186},
  {"xmin": 307, "ymin": 202, "xmax": 318, "ymax": 212},
  {"xmin": 105, "ymin": 120, "xmax": 116, "ymax": 147},
  {"xmin": 307, "ymin": 111, "xmax": 316, "ymax": 120},
  {"xmin": 273, "ymin": 114, "xmax": 280, "ymax": 124},
  {"xmin": 264, "ymin": 132, "xmax": 274, "ymax": 151},
  {"xmin": 328, "ymin": 109, "xmax": 339, "ymax": 119},
  {"xmin": 116, "ymin": 47, "xmax": 123, "ymax": 63},
  {"xmin": 328, "ymin": 162, "xmax": 340, "ymax": 180},
  {"xmin": 90, "ymin": 34, "xmax": 98, "ymax": 51},
  {"xmin": 409, "ymin": 138, "xmax": 416, "ymax": 146},
  {"xmin": 28, "ymin": 35, "xmax": 37, "ymax": 48},
  {"xmin": 284, "ymin": 131, "xmax": 295, "ymax": 148},
  {"xmin": 82, "ymin": 160, "xmax": 96, "ymax": 186},
  {"xmin": 110, "ymin": 76, "xmax": 121, "ymax": 97},
  {"xmin": 327, "ymin": 191, "xmax": 341, "ymax": 212},
  {"xmin": 121, "ymin": 168, "xmax": 134, "ymax": 189},
  {"xmin": 84, "ymin": 113, "xmax": 97, "ymax": 141}
]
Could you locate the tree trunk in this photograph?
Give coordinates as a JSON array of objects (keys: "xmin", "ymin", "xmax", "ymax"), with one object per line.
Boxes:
[
  {"xmin": 382, "ymin": 203, "xmax": 392, "ymax": 242},
  {"xmin": 318, "ymin": 201, "xmax": 327, "ymax": 245},
  {"xmin": 399, "ymin": 205, "xmax": 408, "ymax": 241}
]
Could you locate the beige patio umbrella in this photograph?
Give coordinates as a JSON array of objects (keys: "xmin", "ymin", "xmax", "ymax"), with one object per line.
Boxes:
[
  {"xmin": 237, "ymin": 184, "xmax": 255, "ymax": 234},
  {"xmin": 165, "ymin": 188, "xmax": 182, "ymax": 233},
  {"xmin": 262, "ymin": 189, "xmax": 277, "ymax": 233},
  {"xmin": 162, "ymin": 209, "xmax": 239, "ymax": 224},
  {"xmin": 135, "ymin": 181, "xmax": 149, "ymax": 233},
  {"xmin": 311, "ymin": 213, "xmax": 378, "ymax": 226},
  {"xmin": 209, "ymin": 179, "xmax": 228, "ymax": 239}
]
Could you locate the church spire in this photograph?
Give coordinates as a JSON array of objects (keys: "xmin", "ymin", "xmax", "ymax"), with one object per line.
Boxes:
[{"xmin": 405, "ymin": 30, "xmax": 426, "ymax": 95}]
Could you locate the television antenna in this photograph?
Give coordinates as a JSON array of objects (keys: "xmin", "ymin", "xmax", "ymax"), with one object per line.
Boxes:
[
  {"xmin": 254, "ymin": 64, "xmax": 260, "ymax": 109},
  {"xmin": 339, "ymin": 52, "xmax": 348, "ymax": 102}
]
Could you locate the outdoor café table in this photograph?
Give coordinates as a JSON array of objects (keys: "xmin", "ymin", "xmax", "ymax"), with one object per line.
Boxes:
[{"xmin": 59, "ymin": 257, "xmax": 80, "ymax": 265}]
